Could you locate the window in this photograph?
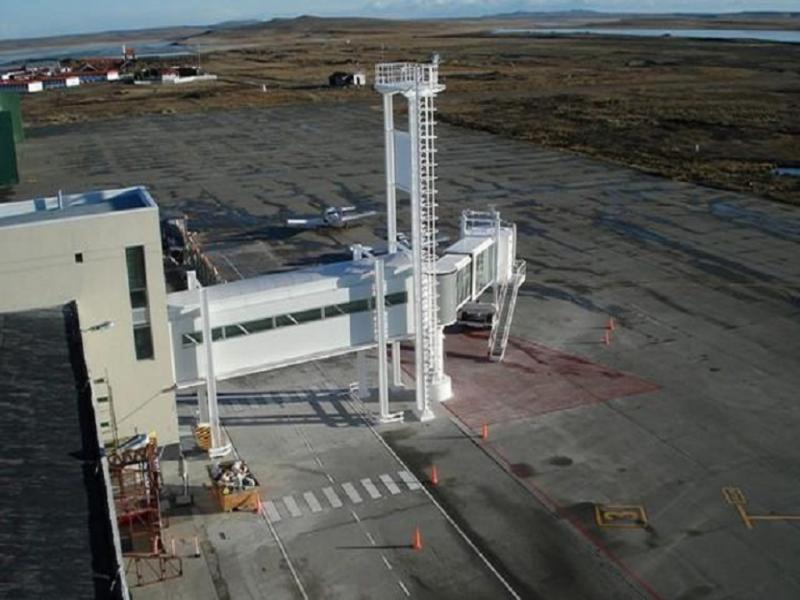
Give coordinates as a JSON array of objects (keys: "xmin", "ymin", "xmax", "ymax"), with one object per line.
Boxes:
[
  {"xmin": 275, "ymin": 314, "xmax": 296, "ymax": 328},
  {"xmin": 126, "ymin": 246, "xmax": 154, "ymax": 360},
  {"xmin": 126, "ymin": 247, "xmax": 149, "ymax": 309},
  {"xmin": 456, "ymin": 266, "xmax": 472, "ymax": 304},
  {"xmin": 475, "ymin": 246, "xmax": 496, "ymax": 292},
  {"xmin": 332, "ymin": 298, "xmax": 370, "ymax": 315},
  {"xmin": 182, "ymin": 332, "xmax": 202, "ymax": 346},
  {"xmin": 291, "ymin": 308, "xmax": 322, "ymax": 324},
  {"xmin": 384, "ymin": 291, "xmax": 408, "ymax": 306},
  {"xmin": 133, "ymin": 324, "xmax": 154, "ymax": 360},
  {"xmin": 74, "ymin": 252, "xmax": 83, "ymax": 264},
  {"xmin": 246, "ymin": 317, "xmax": 273, "ymax": 333},
  {"xmin": 224, "ymin": 324, "xmax": 248, "ymax": 339}
]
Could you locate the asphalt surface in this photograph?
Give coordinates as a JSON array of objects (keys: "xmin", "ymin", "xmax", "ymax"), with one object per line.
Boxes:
[{"xmin": 6, "ymin": 101, "xmax": 800, "ymax": 599}]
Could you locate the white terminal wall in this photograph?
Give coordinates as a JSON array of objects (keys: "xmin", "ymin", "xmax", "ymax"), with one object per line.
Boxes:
[{"xmin": 0, "ymin": 188, "xmax": 178, "ymax": 443}]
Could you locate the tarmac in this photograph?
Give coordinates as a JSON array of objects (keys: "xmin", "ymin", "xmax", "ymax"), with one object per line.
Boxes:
[{"xmin": 6, "ymin": 101, "xmax": 800, "ymax": 599}]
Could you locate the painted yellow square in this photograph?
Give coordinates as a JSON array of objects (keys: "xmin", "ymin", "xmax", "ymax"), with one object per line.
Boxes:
[{"xmin": 595, "ymin": 504, "xmax": 648, "ymax": 528}]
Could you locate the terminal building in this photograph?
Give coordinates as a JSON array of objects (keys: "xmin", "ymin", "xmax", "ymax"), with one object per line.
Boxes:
[{"xmin": 0, "ymin": 187, "xmax": 177, "ymax": 444}]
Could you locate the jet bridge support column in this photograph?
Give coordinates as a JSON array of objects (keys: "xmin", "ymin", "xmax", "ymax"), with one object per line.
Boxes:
[
  {"xmin": 357, "ymin": 350, "xmax": 369, "ymax": 401},
  {"xmin": 200, "ymin": 287, "xmax": 231, "ymax": 458},
  {"xmin": 375, "ymin": 259, "xmax": 402, "ymax": 423},
  {"xmin": 391, "ymin": 344, "xmax": 403, "ymax": 388},
  {"xmin": 384, "ymin": 89, "xmax": 405, "ymax": 390}
]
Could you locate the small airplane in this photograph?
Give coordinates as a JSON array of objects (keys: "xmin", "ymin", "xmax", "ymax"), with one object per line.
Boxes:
[{"xmin": 286, "ymin": 206, "xmax": 378, "ymax": 229}]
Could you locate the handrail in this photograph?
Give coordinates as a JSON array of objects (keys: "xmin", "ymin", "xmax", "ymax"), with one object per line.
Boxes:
[{"xmin": 375, "ymin": 63, "xmax": 439, "ymax": 87}]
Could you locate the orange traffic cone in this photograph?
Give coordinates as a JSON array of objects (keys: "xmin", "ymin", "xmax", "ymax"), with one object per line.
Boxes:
[
  {"xmin": 481, "ymin": 423, "xmax": 489, "ymax": 441},
  {"xmin": 607, "ymin": 317, "xmax": 616, "ymax": 331},
  {"xmin": 412, "ymin": 527, "xmax": 423, "ymax": 551},
  {"xmin": 431, "ymin": 465, "xmax": 439, "ymax": 486}
]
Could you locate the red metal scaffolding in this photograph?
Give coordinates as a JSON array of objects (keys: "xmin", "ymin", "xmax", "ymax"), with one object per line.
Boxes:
[{"xmin": 108, "ymin": 440, "xmax": 182, "ymax": 587}]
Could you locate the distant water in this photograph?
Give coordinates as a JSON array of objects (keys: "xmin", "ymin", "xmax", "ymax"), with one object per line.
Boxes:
[
  {"xmin": 0, "ymin": 41, "xmax": 195, "ymax": 67},
  {"xmin": 774, "ymin": 167, "xmax": 800, "ymax": 177},
  {"xmin": 493, "ymin": 28, "xmax": 800, "ymax": 44}
]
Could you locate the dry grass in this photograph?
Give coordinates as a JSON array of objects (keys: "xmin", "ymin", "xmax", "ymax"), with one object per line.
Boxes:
[{"xmin": 20, "ymin": 17, "xmax": 800, "ymax": 204}]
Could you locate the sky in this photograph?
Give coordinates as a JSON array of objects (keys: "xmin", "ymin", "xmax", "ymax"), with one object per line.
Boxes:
[{"xmin": 0, "ymin": 0, "xmax": 797, "ymax": 41}]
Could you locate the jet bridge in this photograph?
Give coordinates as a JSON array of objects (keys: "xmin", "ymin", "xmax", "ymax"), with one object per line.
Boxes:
[{"xmin": 167, "ymin": 215, "xmax": 518, "ymax": 388}]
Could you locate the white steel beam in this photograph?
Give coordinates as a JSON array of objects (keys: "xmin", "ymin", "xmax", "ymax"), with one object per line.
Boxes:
[
  {"xmin": 383, "ymin": 93, "xmax": 398, "ymax": 254},
  {"xmin": 374, "ymin": 259, "xmax": 392, "ymax": 421},
  {"xmin": 357, "ymin": 350, "xmax": 369, "ymax": 400},
  {"xmin": 391, "ymin": 341, "xmax": 403, "ymax": 388},
  {"xmin": 200, "ymin": 287, "xmax": 231, "ymax": 457}
]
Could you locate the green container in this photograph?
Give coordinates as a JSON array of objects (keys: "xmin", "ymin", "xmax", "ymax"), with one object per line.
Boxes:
[
  {"xmin": 0, "ymin": 93, "xmax": 24, "ymax": 143},
  {"xmin": 0, "ymin": 111, "xmax": 19, "ymax": 186}
]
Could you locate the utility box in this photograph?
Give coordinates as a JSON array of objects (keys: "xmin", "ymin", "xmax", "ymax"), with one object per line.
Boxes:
[{"xmin": 0, "ymin": 111, "xmax": 19, "ymax": 185}]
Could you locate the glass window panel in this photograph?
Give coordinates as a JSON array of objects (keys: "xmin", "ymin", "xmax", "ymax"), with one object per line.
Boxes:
[
  {"xmin": 457, "ymin": 266, "xmax": 472, "ymax": 303},
  {"xmin": 385, "ymin": 291, "xmax": 407, "ymax": 306},
  {"xmin": 275, "ymin": 315, "xmax": 295, "ymax": 328},
  {"xmin": 212, "ymin": 327, "xmax": 224, "ymax": 341},
  {"xmin": 224, "ymin": 325, "xmax": 246, "ymax": 339},
  {"xmin": 336, "ymin": 298, "xmax": 370, "ymax": 315},
  {"xmin": 130, "ymin": 290, "xmax": 148, "ymax": 309},
  {"xmin": 182, "ymin": 332, "xmax": 202, "ymax": 346},
  {"xmin": 125, "ymin": 246, "xmax": 147, "ymax": 291},
  {"xmin": 133, "ymin": 324, "xmax": 154, "ymax": 360},
  {"xmin": 246, "ymin": 318, "xmax": 273, "ymax": 333},
  {"xmin": 324, "ymin": 304, "xmax": 345, "ymax": 317},
  {"xmin": 292, "ymin": 308, "xmax": 322, "ymax": 324}
]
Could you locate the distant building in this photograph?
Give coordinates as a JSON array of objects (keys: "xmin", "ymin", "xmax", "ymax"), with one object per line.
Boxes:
[
  {"xmin": 329, "ymin": 71, "xmax": 366, "ymax": 88},
  {"xmin": 134, "ymin": 66, "xmax": 217, "ymax": 86}
]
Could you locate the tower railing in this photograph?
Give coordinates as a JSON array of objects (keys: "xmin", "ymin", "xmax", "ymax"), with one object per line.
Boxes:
[{"xmin": 375, "ymin": 63, "xmax": 439, "ymax": 88}]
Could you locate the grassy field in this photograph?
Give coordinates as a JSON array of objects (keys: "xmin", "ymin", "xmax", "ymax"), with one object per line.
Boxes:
[{"xmin": 18, "ymin": 15, "xmax": 800, "ymax": 204}]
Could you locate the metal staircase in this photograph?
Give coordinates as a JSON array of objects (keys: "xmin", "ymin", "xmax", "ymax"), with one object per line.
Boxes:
[{"xmin": 489, "ymin": 259, "xmax": 527, "ymax": 361}]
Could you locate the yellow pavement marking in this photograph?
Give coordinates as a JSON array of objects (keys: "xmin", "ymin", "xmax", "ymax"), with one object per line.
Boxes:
[
  {"xmin": 595, "ymin": 504, "xmax": 648, "ymax": 528},
  {"xmin": 722, "ymin": 486, "xmax": 800, "ymax": 530}
]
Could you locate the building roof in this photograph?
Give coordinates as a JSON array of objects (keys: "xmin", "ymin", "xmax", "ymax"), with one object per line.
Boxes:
[
  {"xmin": 0, "ymin": 186, "xmax": 156, "ymax": 228},
  {"xmin": 0, "ymin": 304, "xmax": 124, "ymax": 599},
  {"xmin": 168, "ymin": 251, "xmax": 414, "ymax": 312},
  {"xmin": 442, "ymin": 235, "xmax": 493, "ymax": 257}
]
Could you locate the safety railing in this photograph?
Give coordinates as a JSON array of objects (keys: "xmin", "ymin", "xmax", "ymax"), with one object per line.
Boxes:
[{"xmin": 375, "ymin": 63, "xmax": 439, "ymax": 88}]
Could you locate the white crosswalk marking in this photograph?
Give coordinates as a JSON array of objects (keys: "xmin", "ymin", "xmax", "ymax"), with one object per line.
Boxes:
[
  {"xmin": 361, "ymin": 478, "xmax": 382, "ymax": 500},
  {"xmin": 282, "ymin": 495, "xmax": 302, "ymax": 517},
  {"xmin": 322, "ymin": 486, "xmax": 343, "ymax": 508},
  {"xmin": 342, "ymin": 482, "xmax": 363, "ymax": 504},
  {"xmin": 264, "ymin": 500, "xmax": 281, "ymax": 523},
  {"xmin": 303, "ymin": 491, "xmax": 322, "ymax": 513},
  {"xmin": 398, "ymin": 470, "xmax": 421, "ymax": 491},
  {"xmin": 379, "ymin": 474, "xmax": 401, "ymax": 495}
]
